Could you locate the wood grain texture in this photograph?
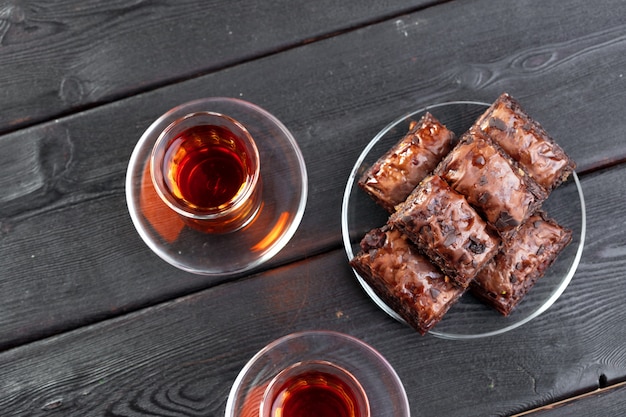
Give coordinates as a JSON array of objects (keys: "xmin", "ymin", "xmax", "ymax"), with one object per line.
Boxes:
[
  {"xmin": 1, "ymin": 0, "xmax": 626, "ymax": 414},
  {"xmin": 0, "ymin": 212, "xmax": 625, "ymax": 417},
  {"xmin": 2, "ymin": 0, "xmax": 626, "ymax": 351},
  {"xmin": 0, "ymin": 0, "xmax": 440, "ymax": 133}
]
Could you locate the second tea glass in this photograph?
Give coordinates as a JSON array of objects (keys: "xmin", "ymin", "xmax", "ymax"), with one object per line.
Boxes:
[{"xmin": 225, "ymin": 331, "xmax": 410, "ymax": 417}]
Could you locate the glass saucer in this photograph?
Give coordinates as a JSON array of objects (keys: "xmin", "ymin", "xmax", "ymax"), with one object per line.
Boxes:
[
  {"xmin": 341, "ymin": 101, "xmax": 586, "ymax": 339},
  {"xmin": 126, "ymin": 98, "xmax": 307, "ymax": 276},
  {"xmin": 225, "ymin": 330, "xmax": 410, "ymax": 417}
]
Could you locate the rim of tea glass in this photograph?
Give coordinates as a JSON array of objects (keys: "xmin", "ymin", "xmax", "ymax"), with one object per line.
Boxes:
[
  {"xmin": 125, "ymin": 97, "xmax": 308, "ymax": 276},
  {"xmin": 225, "ymin": 330, "xmax": 410, "ymax": 417},
  {"xmin": 150, "ymin": 111, "xmax": 261, "ymax": 220}
]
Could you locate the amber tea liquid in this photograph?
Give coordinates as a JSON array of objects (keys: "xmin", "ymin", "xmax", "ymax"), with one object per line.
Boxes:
[
  {"xmin": 164, "ymin": 124, "xmax": 249, "ymax": 210},
  {"xmin": 151, "ymin": 112, "xmax": 261, "ymax": 233},
  {"xmin": 264, "ymin": 362, "xmax": 369, "ymax": 417}
]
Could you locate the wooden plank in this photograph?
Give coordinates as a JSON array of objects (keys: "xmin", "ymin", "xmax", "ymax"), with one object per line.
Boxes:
[
  {"xmin": 0, "ymin": 0, "xmax": 440, "ymax": 133},
  {"xmin": 1, "ymin": 202, "xmax": 626, "ymax": 417},
  {"xmin": 2, "ymin": 0, "xmax": 626, "ymax": 351}
]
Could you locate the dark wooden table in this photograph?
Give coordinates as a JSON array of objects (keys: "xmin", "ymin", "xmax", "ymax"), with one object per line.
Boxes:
[{"xmin": 2, "ymin": 1, "xmax": 626, "ymax": 415}]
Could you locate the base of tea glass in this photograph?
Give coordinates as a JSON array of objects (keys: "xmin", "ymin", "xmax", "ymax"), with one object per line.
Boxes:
[
  {"xmin": 225, "ymin": 331, "xmax": 410, "ymax": 417},
  {"xmin": 126, "ymin": 98, "xmax": 307, "ymax": 276}
]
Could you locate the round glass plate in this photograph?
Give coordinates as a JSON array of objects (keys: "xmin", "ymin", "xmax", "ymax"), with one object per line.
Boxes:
[
  {"xmin": 341, "ymin": 101, "xmax": 586, "ymax": 339},
  {"xmin": 126, "ymin": 98, "xmax": 307, "ymax": 276},
  {"xmin": 225, "ymin": 330, "xmax": 410, "ymax": 417}
]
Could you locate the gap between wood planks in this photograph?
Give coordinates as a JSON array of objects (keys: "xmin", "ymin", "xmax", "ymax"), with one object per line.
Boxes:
[{"xmin": 578, "ymin": 155, "xmax": 626, "ymax": 176}]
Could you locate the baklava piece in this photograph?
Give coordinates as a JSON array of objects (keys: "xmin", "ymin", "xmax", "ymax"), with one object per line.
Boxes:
[
  {"xmin": 358, "ymin": 112, "xmax": 456, "ymax": 212},
  {"xmin": 471, "ymin": 211, "xmax": 572, "ymax": 315},
  {"xmin": 350, "ymin": 225, "xmax": 465, "ymax": 335},
  {"xmin": 389, "ymin": 175, "xmax": 500, "ymax": 288},
  {"xmin": 473, "ymin": 93, "xmax": 575, "ymax": 192},
  {"xmin": 436, "ymin": 129, "xmax": 547, "ymax": 239}
]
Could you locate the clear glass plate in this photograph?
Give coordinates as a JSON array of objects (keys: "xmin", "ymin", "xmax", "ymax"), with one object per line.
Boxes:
[
  {"xmin": 126, "ymin": 98, "xmax": 307, "ymax": 276},
  {"xmin": 341, "ymin": 101, "xmax": 586, "ymax": 339}
]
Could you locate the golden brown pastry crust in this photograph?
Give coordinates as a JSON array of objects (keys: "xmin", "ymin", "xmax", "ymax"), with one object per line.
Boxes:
[
  {"xmin": 350, "ymin": 226, "xmax": 465, "ymax": 335},
  {"xmin": 471, "ymin": 211, "xmax": 572, "ymax": 315},
  {"xmin": 358, "ymin": 112, "xmax": 456, "ymax": 212},
  {"xmin": 389, "ymin": 175, "xmax": 501, "ymax": 288},
  {"xmin": 436, "ymin": 129, "xmax": 547, "ymax": 239},
  {"xmin": 473, "ymin": 93, "xmax": 575, "ymax": 192}
]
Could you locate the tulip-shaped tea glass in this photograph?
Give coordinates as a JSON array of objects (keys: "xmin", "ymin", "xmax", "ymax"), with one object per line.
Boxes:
[{"xmin": 150, "ymin": 111, "xmax": 262, "ymax": 234}]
